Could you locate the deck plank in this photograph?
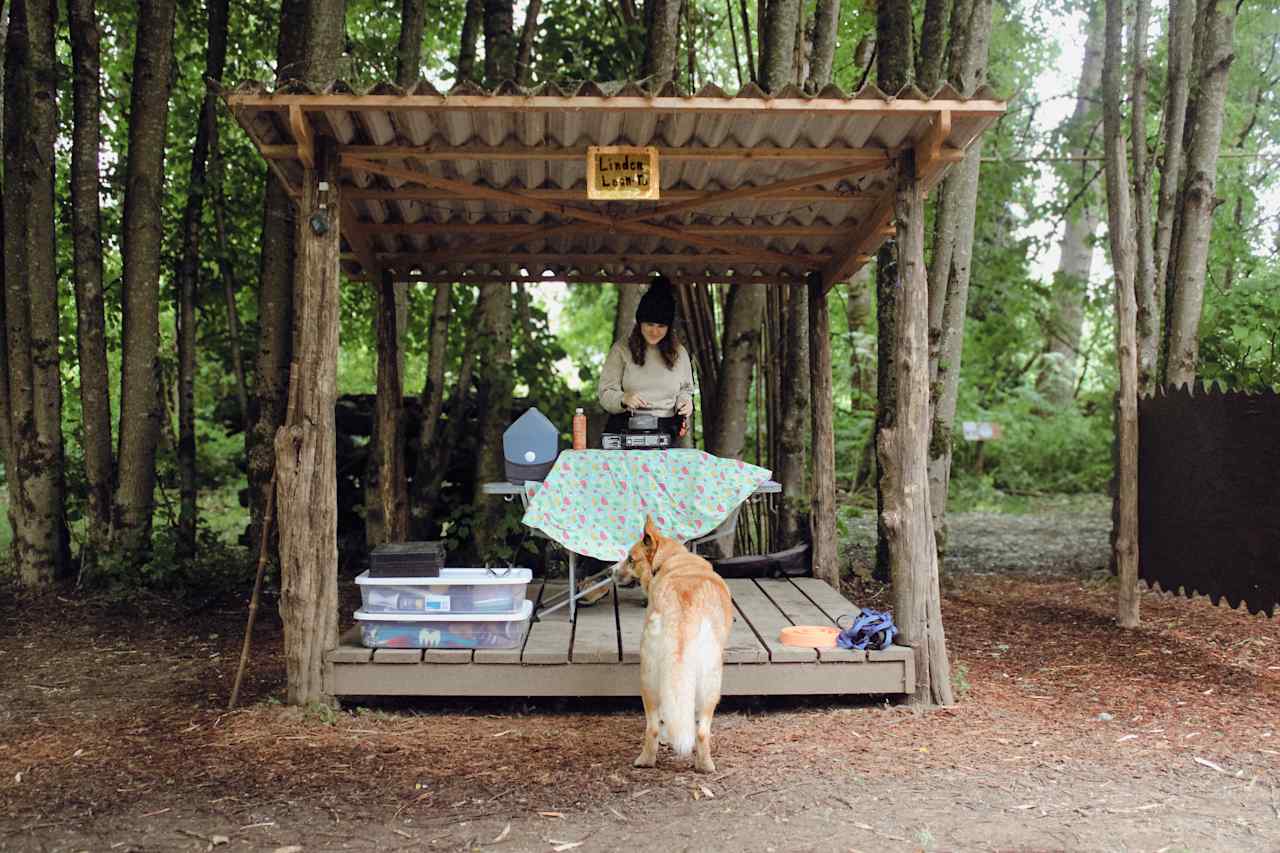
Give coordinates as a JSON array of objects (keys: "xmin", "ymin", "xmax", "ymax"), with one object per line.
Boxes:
[
  {"xmin": 756, "ymin": 579, "xmax": 864, "ymax": 662},
  {"xmin": 724, "ymin": 579, "xmax": 815, "ymax": 662},
  {"xmin": 474, "ymin": 582, "xmax": 542, "ymax": 664},
  {"xmin": 327, "ymin": 626, "xmax": 372, "ymax": 663},
  {"xmin": 522, "ymin": 583, "xmax": 573, "ymax": 664},
  {"xmin": 790, "ymin": 577, "xmax": 862, "ymax": 624},
  {"xmin": 571, "ymin": 582, "xmax": 620, "ymax": 663},
  {"xmin": 725, "ymin": 599, "xmax": 769, "ymax": 664},
  {"xmin": 370, "ymin": 648, "xmax": 424, "ymax": 663}
]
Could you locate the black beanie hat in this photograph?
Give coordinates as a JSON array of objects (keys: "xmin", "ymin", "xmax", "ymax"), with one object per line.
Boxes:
[{"xmin": 635, "ymin": 275, "xmax": 677, "ymax": 326}]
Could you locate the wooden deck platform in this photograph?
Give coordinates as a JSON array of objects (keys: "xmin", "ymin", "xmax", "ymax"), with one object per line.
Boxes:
[{"xmin": 326, "ymin": 578, "xmax": 914, "ymax": 698}]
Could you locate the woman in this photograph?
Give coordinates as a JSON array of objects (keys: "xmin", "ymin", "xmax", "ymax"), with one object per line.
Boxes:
[{"xmin": 598, "ymin": 275, "xmax": 694, "ymax": 445}]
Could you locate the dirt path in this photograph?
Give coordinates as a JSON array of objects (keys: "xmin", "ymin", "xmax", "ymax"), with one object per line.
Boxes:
[{"xmin": 2, "ymin": 504, "xmax": 1277, "ymax": 852}]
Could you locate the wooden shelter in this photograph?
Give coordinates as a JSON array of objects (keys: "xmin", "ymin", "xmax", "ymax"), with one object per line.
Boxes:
[{"xmin": 222, "ymin": 79, "xmax": 1004, "ymax": 703}]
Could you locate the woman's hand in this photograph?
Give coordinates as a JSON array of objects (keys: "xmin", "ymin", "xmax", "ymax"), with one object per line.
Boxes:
[
  {"xmin": 676, "ymin": 399, "xmax": 693, "ymax": 416},
  {"xmin": 622, "ymin": 391, "xmax": 649, "ymax": 410}
]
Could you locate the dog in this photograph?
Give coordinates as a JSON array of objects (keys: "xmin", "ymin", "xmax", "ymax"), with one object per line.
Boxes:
[{"xmin": 615, "ymin": 516, "xmax": 734, "ymax": 773}]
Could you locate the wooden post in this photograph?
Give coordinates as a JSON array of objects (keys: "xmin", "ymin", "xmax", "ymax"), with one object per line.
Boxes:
[
  {"xmin": 807, "ymin": 272, "xmax": 838, "ymax": 587},
  {"xmin": 879, "ymin": 152, "xmax": 954, "ymax": 706},
  {"xmin": 274, "ymin": 135, "xmax": 341, "ymax": 706},
  {"xmin": 374, "ymin": 268, "xmax": 408, "ymax": 543}
]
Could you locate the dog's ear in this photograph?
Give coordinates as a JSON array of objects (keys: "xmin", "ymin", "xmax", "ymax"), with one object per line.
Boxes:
[{"xmin": 641, "ymin": 515, "xmax": 662, "ymax": 561}]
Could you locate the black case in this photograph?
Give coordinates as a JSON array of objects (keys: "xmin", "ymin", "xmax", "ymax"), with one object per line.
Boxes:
[
  {"xmin": 368, "ymin": 541, "xmax": 446, "ymax": 578},
  {"xmin": 710, "ymin": 543, "xmax": 810, "ymax": 579}
]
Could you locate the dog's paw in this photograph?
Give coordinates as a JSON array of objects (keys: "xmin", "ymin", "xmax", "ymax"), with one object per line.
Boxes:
[
  {"xmin": 632, "ymin": 754, "xmax": 656, "ymax": 769},
  {"xmin": 693, "ymin": 757, "xmax": 716, "ymax": 774}
]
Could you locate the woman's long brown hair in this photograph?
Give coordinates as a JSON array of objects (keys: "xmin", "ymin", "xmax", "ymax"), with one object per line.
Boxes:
[{"xmin": 628, "ymin": 323, "xmax": 680, "ymax": 369}]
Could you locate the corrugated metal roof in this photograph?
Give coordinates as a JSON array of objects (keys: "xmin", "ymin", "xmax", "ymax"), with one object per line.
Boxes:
[{"xmin": 221, "ymin": 79, "xmax": 1005, "ymax": 285}]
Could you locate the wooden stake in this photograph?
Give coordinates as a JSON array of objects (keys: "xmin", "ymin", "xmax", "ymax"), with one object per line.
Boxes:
[{"xmin": 228, "ymin": 469, "xmax": 276, "ymax": 711}]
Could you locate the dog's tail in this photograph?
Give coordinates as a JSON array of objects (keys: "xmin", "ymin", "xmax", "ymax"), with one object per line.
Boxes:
[{"xmin": 659, "ymin": 619, "xmax": 719, "ymax": 757}]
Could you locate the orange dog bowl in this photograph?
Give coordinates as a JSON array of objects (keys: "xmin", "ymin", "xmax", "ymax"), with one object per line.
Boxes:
[{"xmin": 779, "ymin": 625, "xmax": 840, "ymax": 648}]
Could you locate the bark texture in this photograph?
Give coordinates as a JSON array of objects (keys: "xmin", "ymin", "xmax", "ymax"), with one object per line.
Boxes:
[
  {"xmin": 776, "ymin": 283, "xmax": 809, "ymax": 548},
  {"xmin": 804, "ymin": 0, "xmax": 840, "ymax": 92},
  {"xmin": 760, "ymin": 0, "xmax": 800, "ymax": 93},
  {"xmin": 1164, "ymin": 0, "xmax": 1235, "ymax": 388},
  {"xmin": 248, "ymin": 0, "xmax": 343, "ymax": 557},
  {"xmin": 807, "ymin": 273, "xmax": 837, "ymax": 586},
  {"xmin": 395, "ymin": 0, "xmax": 427, "ymax": 87},
  {"xmin": 457, "ymin": 0, "xmax": 483, "ymax": 83},
  {"xmin": 275, "ymin": 137, "xmax": 341, "ymax": 706},
  {"xmin": 707, "ymin": 285, "xmax": 764, "ymax": 462},
  {"xmin": 483, "ymin": 0, "xmax": 515, "ymax": 85},
  {"xmin": 174, "ymin": 0, "xmax": 230, "ymax": 558},
  {"xmin": 642, "ymin": 0, "xmax": 683, "ymax": 88},
  {"xmin": 1129, "ymin": 0, "xmax": 1157, "ymax": 394},
  {"xmin": 613, "ymin": 283, "xmax": 644, "ymax": 344},
  {"xmin": 1102, "ymin": 0, "xmax": 1140, "ymax": 629},
  {"xmin": 112, "ymin": 0, "xmax": 177, "ymax": 563},
  {"xmin": 1037, "ymin": 2, "xmax": 1103, "ymax": 407},
  {"xmin": 471, "ymin": 283, "xmax": 513, "ymax": 560},
  {"xmin": 373, "ymin": 270, "xmax": 408, "ymax": 544},
  {"xmin": 924, "ymin": 0, "xmax": 991, "ymax": 556},
  {"xmin": 873, "ymin": 0, "xmax": 914, "ymax": 580},
  {"xmin": 4, "ymin": 0, "xmax": 67, "ymax": 586},
  {"xmin": 883, "ymin": 154, "xmax": 953, "ymax": 706},
  {"xmin": 514, "ymin": 0, "xmax": 541, "ymax": 86},
  {"xmin": 1153, "ymin": 0, "xmax": 1194, "ymax": 319},
  {"xmin": 68, "ymin": 0, "xmax": 113, "ymax": 573},
  {"xmin": 409, "ymin": 282, "xmax": 451, "ymax": 539}
]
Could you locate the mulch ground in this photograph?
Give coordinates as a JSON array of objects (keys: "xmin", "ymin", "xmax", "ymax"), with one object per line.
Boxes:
[{"xmin": 1, "ymin": 564, "xmax": 1276, "ymax": 851}]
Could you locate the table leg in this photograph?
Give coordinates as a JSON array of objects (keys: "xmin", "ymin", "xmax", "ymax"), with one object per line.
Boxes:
[{"xmin": 568, "ymin": 550, "xmax": 576, "ymax": 623}]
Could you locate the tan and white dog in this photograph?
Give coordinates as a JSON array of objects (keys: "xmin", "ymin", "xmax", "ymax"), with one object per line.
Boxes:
[{"xmin": 615, "ymin": 517, "xmax": 733, "ymax": 773}]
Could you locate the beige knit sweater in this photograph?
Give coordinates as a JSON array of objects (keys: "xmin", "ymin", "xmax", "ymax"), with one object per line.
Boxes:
[{"xmin": 597, "ymin": 339, "xmax": 694, "ymax": 417}]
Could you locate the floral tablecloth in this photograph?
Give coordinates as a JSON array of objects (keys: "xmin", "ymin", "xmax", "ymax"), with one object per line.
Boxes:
[{"xmin": 521, "ymin": 449, "xmax": 772, "ymax": 561}]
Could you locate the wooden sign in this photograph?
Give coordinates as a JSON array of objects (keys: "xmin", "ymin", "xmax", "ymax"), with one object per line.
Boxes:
[
  {"xmin": 587, "ymin": 146, "xmax": 660, "ymax": 200},
  {"xmin": 962, "ymin": 421, "xmax": 1003, "ymax": 441}
]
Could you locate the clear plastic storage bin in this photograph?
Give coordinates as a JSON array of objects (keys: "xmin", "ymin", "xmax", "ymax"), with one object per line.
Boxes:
[
  {"xmin": 355, "ymin": 567, "xmax": 532, "ymax": 615},
  {"xmin": 355, "ymin": 600, "xmax": 534, "ymax": 649}
]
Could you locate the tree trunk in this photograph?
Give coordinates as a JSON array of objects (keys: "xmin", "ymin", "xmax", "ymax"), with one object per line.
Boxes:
[
  {"xmin": 738, "ymin": 0, "xmax": 756, "ymax": 84},
  {"xmin": 805, "ymin": 0, "xmax": 840, "ymax": 92},
  {"xmin": 0, "ymin": 0, "xmax": 14, "ymax": 552},
  {"xmin": 807, "ymin": 273, "xmax": 837, "ymax": 586},
  {"xmin": 1102, "ymin": 0, "xmax": 1140, "ymax": 629},
  {"xmin": 174, "ymin": 0, "xmax": 230, "ymax": 559},
  {"xmin": 68, "ymin": 0, "xmax": 113, "ymax": 575},
  {"xmin": 4, "ymin": 0, "xmax": 67, "ymax": 586},
  {"xmin": 471, "ymin": 283, "xmax": 513, "ymax": 560},
  {"xmin": 873, "ymin": 0, "xmax": 914, "ymax": 580},
  {"xmin": 707, "ymin": 284, "xmax": 764, "ymax": 461},
  {"xmin": 275, "ymin": 137, "xmax": 340, "ymax": 707},
  {"xmin": 1153, "ymin": 0, "xmax": 1192, "ymax": 368},
  {"xmin": 409, "ymin": 282, "xmax": 451, "ymax": 539},
  {"xmin": 457, "ymin": 0, "xmax": 483, "ymax": 84},
  {"xmin": 675, "ymin": 282, "xmax": 720, "ymax": 440},
  {"xmin": 395, "ymin": 0, "xmax": 427, "ymax": 87},
  {"xmin": 248, "ymin": 0, "xmax": 343, "ymax": 559},
  {"xmin": 916, "ymin": 0, "xmax": 949, "ymax": 93},
  {"xmin": 924, "ymin": 0, "xmax": 991, "ymax": 557},
  {"xmin": 209, "ymin": 122, "xmax": 250, "ymax": 435},
  {"xmin": 373, "ymin": 270, "xmax": 408, "ymax": 545},
  {"xmin": 514, "ymin": 0, "xmax": 541, "ymax": 86},
  {"xmin": 112, "ymin": 0, "xmax": 177, "ymax": 563},
  {"xmin": 845, "ymin": 268, "xmax": 872, "ymax": 409},
  {"xmin": 760, "ymin": 0, "xmax": 800, "ymax": 93},
  {"xmin": 483, "ymin": 0, "xmax": 515, "ymax": 86},
  {"xmin": 883, "ymin": 154, "xmax": 952, "ymax": 706},
  {"xmin": 776, "ymin": 283, "xmax": 809, "ymax": 548},
  {"xmin": 613, "ymin": 282, "xmax": 644, "ymax": 344},
  {"xmin": 1036, "ymin": 2, "xmax": 1103, "ymax": 407},
  {"xmin": 1129, "ymin": 0, "xmax": 1157, "ymax": 396},
  {"xmin": 1164, "ymin": 0, "xmax": 1235, "ymax": 388},
  {"xmin": 642, "ymin": 0, "xmax": 683, "ymax": 88}
]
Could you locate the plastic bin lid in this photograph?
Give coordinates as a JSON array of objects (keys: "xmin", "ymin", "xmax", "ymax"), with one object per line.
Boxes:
[
  {"xmin": 503, "ymin": 407, "xmax": 559, "ymax": 466},
  {"xmin": 355, "ymin": 568, "xmax": 532, "ymax": 586},
  {"xmin": 354, "ymin": 599, "xmax": 533, "ymax": 622}
]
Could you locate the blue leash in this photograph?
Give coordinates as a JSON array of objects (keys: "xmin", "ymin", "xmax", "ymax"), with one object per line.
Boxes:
[{"xmin": 835, "ymin": 608, "xmax": 898, "ymax": 651}]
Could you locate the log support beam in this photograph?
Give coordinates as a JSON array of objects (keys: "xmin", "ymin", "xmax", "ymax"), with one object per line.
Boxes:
[
  {"xmin": 371, "ymin": 268, "xmax": 408, "ymax": 545},
  {"xmin": 878, "ymin": 151, "xmax": 952, "ymax": 707},
  {"xmin": 274, "ymin": 135, "xmax": 341, "ymax": 706},
  {"xmin": 807, "ymin": 271, "xmax": 838, "ymax": 587}
]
